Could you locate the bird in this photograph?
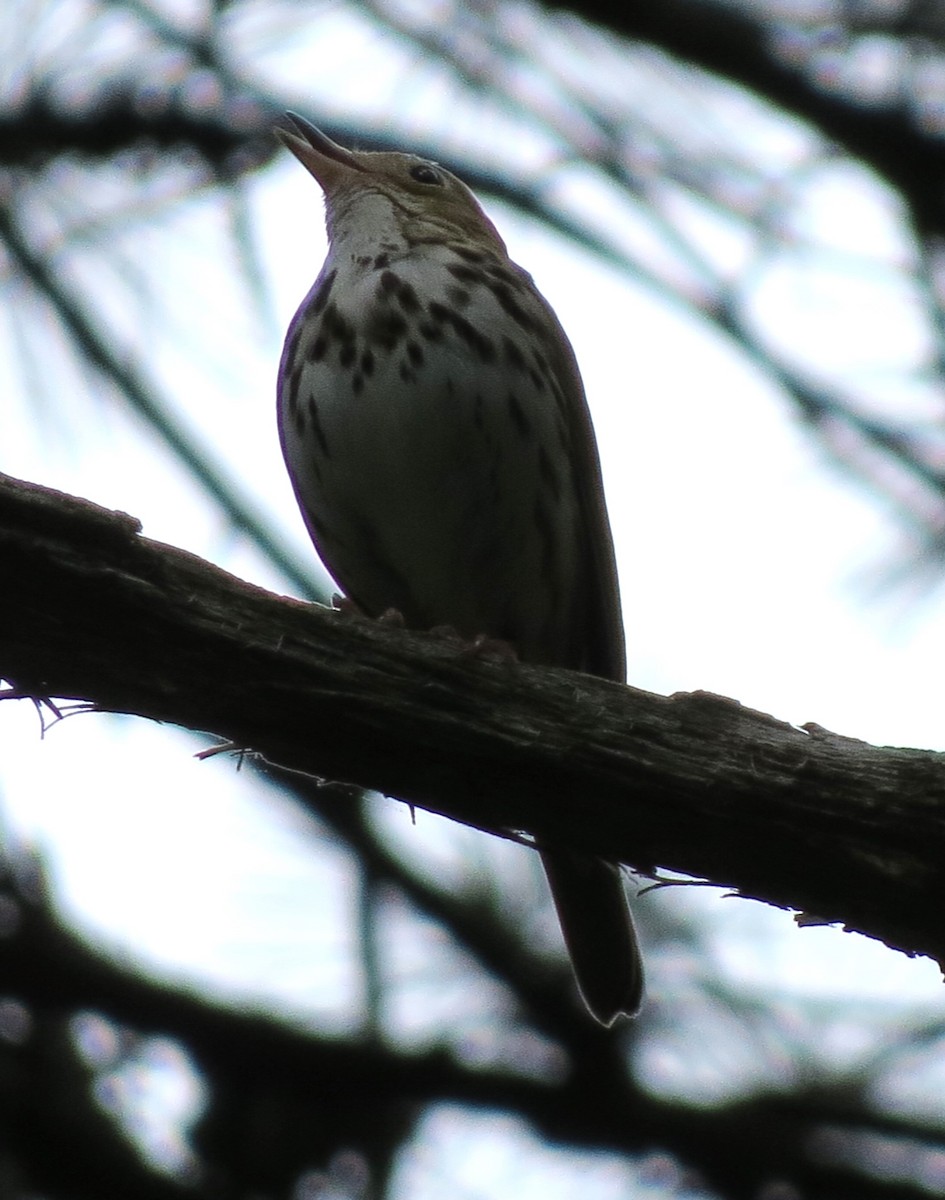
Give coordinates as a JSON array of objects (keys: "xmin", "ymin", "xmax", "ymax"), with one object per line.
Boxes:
[{"xmin": 275, "ymin": 112, "xmax": 643, "ymax": 1025}]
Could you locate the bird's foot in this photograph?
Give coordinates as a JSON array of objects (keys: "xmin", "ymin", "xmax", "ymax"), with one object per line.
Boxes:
[{"xmin": 467, "ymin": 632, "xmax": 518, "ymax": 662}]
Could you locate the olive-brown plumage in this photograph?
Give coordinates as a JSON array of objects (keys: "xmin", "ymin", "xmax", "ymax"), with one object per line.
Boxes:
[{"xmin": 276, "ymin": 113, "xmax": 643, "ymax": 1024}]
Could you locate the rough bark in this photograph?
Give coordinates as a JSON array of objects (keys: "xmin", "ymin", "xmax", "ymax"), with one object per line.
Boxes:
[{"xmin": 2, "ymin": 471, "xmax": 944, "ymax": 977}]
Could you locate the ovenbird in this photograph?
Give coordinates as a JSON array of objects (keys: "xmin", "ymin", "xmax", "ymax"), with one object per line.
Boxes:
[{"xmin": 276, "ymin": 113, "xmax": 643, "ymax": 1025}]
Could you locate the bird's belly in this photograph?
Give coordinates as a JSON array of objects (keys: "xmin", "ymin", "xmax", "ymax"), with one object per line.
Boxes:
[{"xmin": 280, "ymin": 311, "xmax": 582, "ymax": 658}]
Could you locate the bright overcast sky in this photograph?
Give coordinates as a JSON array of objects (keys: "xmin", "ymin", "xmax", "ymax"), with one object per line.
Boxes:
[{"xmin": 3, "ymin": 6, "xmax": 945, "ymax": 1180}]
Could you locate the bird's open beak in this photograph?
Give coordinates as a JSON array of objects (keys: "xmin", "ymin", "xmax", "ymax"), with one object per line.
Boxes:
[{"xmin": 275, "ymin": 112, "xmax": 366, "ymax": 190}]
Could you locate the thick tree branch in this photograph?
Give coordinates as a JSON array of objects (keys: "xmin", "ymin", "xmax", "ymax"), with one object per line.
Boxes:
[{"xmin": 2, "ymin": 471, "xmax": 945, "ymax": 978}]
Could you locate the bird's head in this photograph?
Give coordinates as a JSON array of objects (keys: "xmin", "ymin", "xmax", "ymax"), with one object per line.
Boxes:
[{"xmin": 276, "ymin": 113, "xmax": 508, "ymax": 254}]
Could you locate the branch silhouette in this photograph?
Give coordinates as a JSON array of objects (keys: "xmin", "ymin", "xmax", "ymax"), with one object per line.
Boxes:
[{"xmin": 2, "ymin": 471, "xmax": 944, "ymax": 977}]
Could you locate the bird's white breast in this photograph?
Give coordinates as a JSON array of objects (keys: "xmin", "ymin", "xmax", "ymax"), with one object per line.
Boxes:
[{"xmin": 278, "ymin": 242, "xmax": 585, "ymax": 658}]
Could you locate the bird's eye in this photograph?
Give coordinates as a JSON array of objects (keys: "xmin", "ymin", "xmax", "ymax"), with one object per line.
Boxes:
[{"xmin": 409, "ymin": 164, "xmax": 443, "ymax": 186}]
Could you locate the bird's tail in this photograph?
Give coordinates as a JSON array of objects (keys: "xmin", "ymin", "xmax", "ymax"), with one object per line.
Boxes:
[{"xmin": 540, "ymin": 850, "xmax": 644, "ymax": 1025}]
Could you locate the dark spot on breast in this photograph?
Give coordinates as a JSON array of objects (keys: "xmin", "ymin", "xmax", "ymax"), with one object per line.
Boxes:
[
  {"xmin": 309, "ymin": 269, "xmax": 337, "ymax": 317},
  {"xmin": 447, "ymin": 263, "xmax": 481, "ymax": 284},
  {"xmin": 374, "ymin": 253, "xmax": 390, "ymax": 269},
  {"xmin": 406, "ymin": 341, "xmax": 424, "ymax": 367},
  {"xmin": 322, "ymin": 302, "xmax": 354, "ymax": 344},
  {"xmin": 361, "ymin": 350, "xmax": 375, "ymax": 376},
  {"xmin": 308, "ymin": 398, "xmax": 330, "ymax": 458},
  {"xmin": 446, "ymin": 285, "xmax": 471, "ymax": 309},
  {"xmin": 528, "ymin": 368, "xmax": 546, "ymax": 392},
  {"xmin": 487, "ymin": 262, "xmax": 523, "ymax": 287},
  {"xmin": 399, "ymin": 362, "xmax": 416, "ymax": 383},
  {"xmin": 365, "ymin": 307, "xmax": 408, "ymax": 350},
  {"xmin": 308, "ymin": 336, "xmax": 327, "ymax": 363},
  {"xmin": 339, "ymin": 343, "xmax": 356, "ymax": 369},
  {"xmin": 292, "ymin": 398, "xmax": 305, "ymax": 437},
  {"xmin": 502, "ymin": 336, "xmax": 526, "ymax": 370},
  {"xmin": 428, "ymin": 301, "xmax": 495, "ymax": 362},
  {"xmin": 538, "ymin": 445, "xmax": 560, "ymax": 502},
  {"xmin": 507, "ymin": 392, "xmax": 531, "ymax": 438},
  {"xmin": 397, "ymin": 280, "xmax": 420, "ymax": 313},
  {"xmin": 419, "ymin": 320, "xmax": 444, "ymax": 342},
  {"xmin": 284, "ymin": 364, "xmax": 302, "ymax": 416},
  {"xmin": 488, "ymin": 280, "xmax": 534, "ymax": 331},
  {"xmin": 283, "ymin": 322, "xmax": 303, "ymax": 367},
  {"xmin": 352, "ymin": 373, "xmax": 364, "ymax": 395},
  {"xmin": 548, "ymin": 377, "xmax": 565, "ymax": 406},
  {"xmin": 377, "ymin": 271, "xmax": 419, "ymax": 313}
]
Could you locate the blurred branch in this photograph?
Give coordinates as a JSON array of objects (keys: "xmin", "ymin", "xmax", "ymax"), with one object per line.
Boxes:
[
  {"xmin": 2, "ymin": 1011, "xmax": 194, "ymax": 1200},
  {"xmin": 3, "ymin": 471, "xmax": 945, "ymax": 978},
  {"xmin": 0, "ymin": 202, "xmax": 318, "ymax": 599},
  {"xmin": 4, "ymin": 832, "xmax": 945, "ymax": 1200},
  {"xmin": 589, "ymin": 0, "xmax": 945, "ymax": 236},
  {"xmin": 289, "ymin": 776, "xmax": 598, "ymax": 1040},
  {"xmin": 0, "ymin": 93, "xmax": 270, "ymax": 173}
]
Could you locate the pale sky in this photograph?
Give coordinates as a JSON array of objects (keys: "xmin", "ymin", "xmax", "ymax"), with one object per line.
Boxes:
[{"xmin": 3, "ymin": 8, "xmax": 945, "ymax": 1184}]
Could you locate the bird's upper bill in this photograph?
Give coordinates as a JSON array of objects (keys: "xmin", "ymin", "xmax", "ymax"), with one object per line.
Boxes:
[{"xmin": 275, "ymin": 112, "xmax": 364, "ymax": 192}]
